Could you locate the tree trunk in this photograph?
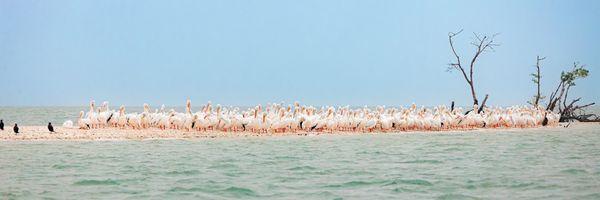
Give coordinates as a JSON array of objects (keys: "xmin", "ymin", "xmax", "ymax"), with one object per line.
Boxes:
[
  {"xmin": 469, "ymin": 82, "xmax": 478, "ymax": 105},
  {"xmin": 533, "ymin": 56, "xmax": 544, "ymax": 107}
]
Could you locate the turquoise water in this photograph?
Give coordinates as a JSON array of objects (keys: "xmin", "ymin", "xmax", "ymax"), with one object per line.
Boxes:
[
  {"xmin": 1, "ymin": 127, "xmax": 600, "ymax": 199},
  {"xmin": 1, "ymin": 107, "xmax": 600, "ymax": 199}
]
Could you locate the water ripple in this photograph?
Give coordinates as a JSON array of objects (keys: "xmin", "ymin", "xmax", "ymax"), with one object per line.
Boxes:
[
  {"xmin": 385, "ymin": 179, "xmax": 433, "ymax": 186},
  {"xmin": 326, "ymin": 180, "xmax": 387, "ymax": 188},
  {"xmin": 560, "ymin": 169, "xmax": 588, "ymax": 175},
  {"xmin": 2, "ymin": 125, "xmax": 599, "ymax": 199},
  {"xmin": 220, "ymin": 186, "xmax": 258, "ymax": 198},
  {"xmin": 73, "ymin": 179, "xmax": 120, "ymax": 186},
  {"xmin": 399, "ymin": 159, "xmax": 443, "ymax": 164}
]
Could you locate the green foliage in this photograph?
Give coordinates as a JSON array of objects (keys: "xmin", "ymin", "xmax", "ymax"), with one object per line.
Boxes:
[
  {"xmin": 530, "ymin": 73, "xmax": 540, "ymax": 84},
  {"xmin": 561, "ymin": 63, "xmax": 589, "ymax": 87}
]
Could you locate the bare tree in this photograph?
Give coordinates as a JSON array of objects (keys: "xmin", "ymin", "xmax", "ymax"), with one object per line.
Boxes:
[
  {"xmin": 528, "ymin": 56, "xmax": 546, "ymax": 107},
  {"xmin": 447, "ymin": 29, "xmax": 499, "ymax": 107}
]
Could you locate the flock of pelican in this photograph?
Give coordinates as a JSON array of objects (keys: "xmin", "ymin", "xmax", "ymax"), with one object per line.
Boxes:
[{"xmin": 63, "ymin": 100, "xmax": 560, "ymax": 134}]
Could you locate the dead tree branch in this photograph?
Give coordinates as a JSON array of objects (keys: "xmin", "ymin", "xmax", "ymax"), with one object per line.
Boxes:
[
  {"xmin": 447, "ymin": 29, "xmax": 499, "ymax": 106},
  {"xmin": 543, "ymin": 61, "xmax": 594, "ymax": 122}
]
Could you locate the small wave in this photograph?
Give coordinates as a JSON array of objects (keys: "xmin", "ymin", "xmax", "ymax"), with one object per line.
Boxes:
[
  {"xmin": 313, "ymin": 169, "xmax": 335, "ymax": 175},
  {"xmin": 118, "ymin": 190, "xmax": 142, "ymax": 195},
  {"xmin": 223, "ymin": 171, "xmax": 250, "ymax": 177},
  {"xmin": 168, "ymin": 187, "xmax": 207, "ymax": 193},
  {"xmin": 466, "ymin": 181, "xmax": 534, "ymax": 190},
  {"xmin": 327, "ymin": 180, "xmax": 387, "ymax": 188},
  {"xmin": 243, "ymin": 153, "xmax": 257, "ymax": 157},
  {"xmin": 38, "ymin": 190, "xmax": 51, "ymax": 195},
  {"xmin": 400, "ymin": 160, "xmax": 442, "ymax": 164},
  {"xmin": 436, "ymin": 194, "xmax": 480, "ymax": 200},
  {"xmin": 51, "ymin": 164, "xmax": 79, "ymax": 169},
  {"xmin": 300, "ymin": 191, "xmax": 338, "ymax": 198},
  {"xmin": 175, "ymin": 178, "xmax": 201, "ymax": 184},
  {"xmin": 221, "ymin": 186, "xmax": 257, "ymax": 197},
  {"xmin": 1, "ymin": 190, "xmax": 32, "ymax": 199},
  {"xmin": 547, "ymin": 139, "xmax": 565, "ymax": 143},
  {"xmin": 385, "ymin": 179, "xmax": 433, "ymax": 186},
  {"xmin": 287, "ymin": 166, "xmax": 317, "ymax": 171},
  {"xmin": 437, "ymin": 142, "xmax": 474, "ymax": 147},
  {"xmin": 560, "ymin": 169, "xmax": 588, "ymax": 175},
  {"xmin": 478, "ymin": 182, "xmax": 496, "ymax": 188},
  {"xmin": 166, "ymin": 169, "xmax": 200, "ymax": 175},
  {"xmin": 357, "ymin": 150, "xmax": 389, "ymax": 155},
  {"xmin": 73, "ymin": 179, "xmax": 120, "ymax": 186},
  {"xmin": 509, "ymin": 182, "xmax": 534, "ymax": 188},
  {"xmin": 533, "ymin": 184, "xmax": 562, "ymax": 190},
  {"xmin": 444, "ymin": 147, "xmax": 461, "ymax": 151},
  {"xmin": 344, "ymin": 170, "xmax": 375, "ymax": 176},
  {"xmin": 274, "ymin": 156, "xmax": 298, "ymax": 160},
  {"xmin": 392, "ymin": 187, "xmax": 418, "ymax": 193},
  {"xmin": 578, "ymin": 193, "xmax": 600, "ymax": 199},
  {"xmin": 208, "ymin": 163, "xmax": 238, "ymax": 169}
]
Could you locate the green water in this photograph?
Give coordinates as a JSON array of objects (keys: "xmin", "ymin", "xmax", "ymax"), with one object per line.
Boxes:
[
  {"xmin": 1, "ymin": 107, "xmax": 600, "ymax": 199},
  {"xmin": 1, "ymin": 127, "xmax": 600, "ymax": 199}
]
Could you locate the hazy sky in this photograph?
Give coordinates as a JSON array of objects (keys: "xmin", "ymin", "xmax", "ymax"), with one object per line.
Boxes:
[{"xmin": 1, "ymin": 0, "xmax": 598, "ymax": 107}]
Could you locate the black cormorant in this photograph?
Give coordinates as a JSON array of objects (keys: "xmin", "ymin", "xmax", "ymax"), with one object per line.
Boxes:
[{"xmin": 48, "ymin": 122, "xmax": 55, "ymax": 133}]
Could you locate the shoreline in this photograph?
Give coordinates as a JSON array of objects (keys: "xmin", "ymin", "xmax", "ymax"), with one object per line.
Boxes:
[{"xmin": 1, "ymin": 122, "xmax": 596, "ymax": 141}]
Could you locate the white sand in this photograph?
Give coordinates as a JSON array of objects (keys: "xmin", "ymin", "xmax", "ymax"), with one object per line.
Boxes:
[{"xmin": 0, "ymin": 122, "xmax": 597, "ymax": 141}]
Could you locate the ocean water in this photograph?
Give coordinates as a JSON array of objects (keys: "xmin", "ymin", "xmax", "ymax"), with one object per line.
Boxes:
[
  {"xmin": 1, "ymin": 107, "xmax": 600, "ymax": 199},
  {"xmin": 0, "ymin": 126, "xmax": 599, "ymax": 199}
]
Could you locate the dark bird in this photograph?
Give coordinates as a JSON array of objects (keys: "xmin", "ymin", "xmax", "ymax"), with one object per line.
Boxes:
[
  {"xmin": 107, "ymin": 113, "xmax": 114, "ymax": 123},
  {"xmin": 310, "ymin": 124, "xmax": 318, "ymax": 131},
  {"xmin": 0, "ymin": 119, "xmax": 4, "ymax": 130},
  {"xmin": 542, "ymin": 113, "xmax": 549, "ymax": 126},
  {"xmin": 13, "ymin": 123, "xmax": 19, "ymax": 134},
  {"xmin": 48, "ymin": 122, "xmax": 54, "ymax": 133}
]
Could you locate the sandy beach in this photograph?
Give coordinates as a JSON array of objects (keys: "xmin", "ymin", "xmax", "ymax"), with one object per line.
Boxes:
[{"xmin": 0, "ymin": 122, "xmax": 595, "ymax": 141}]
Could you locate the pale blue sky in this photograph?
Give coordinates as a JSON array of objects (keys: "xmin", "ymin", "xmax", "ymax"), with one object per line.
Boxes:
[{"xmin": 0, "ymin": 0, "xmax": 598, "ymax": 107}]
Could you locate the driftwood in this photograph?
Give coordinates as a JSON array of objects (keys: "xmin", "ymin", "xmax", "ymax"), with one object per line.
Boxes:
[
  {"xmin": 461, "ymin": 94, "xmax": 489, "ymax": 115},
  {"xmin": 478, "ymin": 94, "xmax": 489, "ymax": 114},
  {"xmin": 560, "ymin": 116, "xmax": 600, "ymax": 122},
  {"xmin": 560, "ymin": 108, "xmax": 600, "ymax": 122},
  {"xmin": 537, "ymin": 61, "xmax": 595, "ymax": 122}
]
